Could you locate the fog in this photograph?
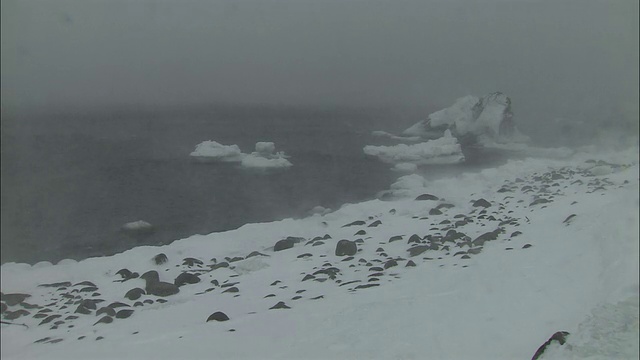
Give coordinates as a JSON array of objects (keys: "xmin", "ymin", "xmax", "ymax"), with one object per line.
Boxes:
[{"xmin": 2, "ymin": 0, "xmax": 638, "ymax": 134}]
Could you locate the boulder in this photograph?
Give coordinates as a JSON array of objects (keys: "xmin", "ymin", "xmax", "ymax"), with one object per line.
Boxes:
[
  {"xmin": 153, "ymin": 253, "xmax": 168, "ymax": 265},
  {"xmin": 531, "ymin": 331, "xmax": 570, "ymax": 360},
  {"xmin": 274, "ymin": 239, "xmax": 295, "ymax": 252},
  {"xmin": 335, "ymin": 240, "xmax": 357, "ymax": 256},
  {"xmin": 174, "ymin": 273, "xmax": 201, "ymax": 287},
  {"xmin": 206, "ymin": 311, "xmax": 230, "ymax": 322}
]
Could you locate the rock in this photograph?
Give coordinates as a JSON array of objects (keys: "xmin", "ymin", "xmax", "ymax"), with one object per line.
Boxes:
[
  {"xmin": 1, "ymin": 293, "xmax": 31, "ymax": 306},
  {"xmin": 531, "ymin": 331, "xmax": 570, "ymax": 360},
  {"xmin": 407, "ymin": 245, "xmax": 430, "ymax": 257},
  {"xmin": 523, "ymin": 244, "xmax": 533, "ymax": 249},
  {"xmin": 274, "ymin": 238, "xmax": 296, "ymax": 252},
  {"xmin": 115, "ymin": 309, "xmax": 134, "ymax": 319},
  {"xmin": 297, "ymin": 253, "xmax": 313, "ymax": 259},
  {"xmin": 1, "ymin": 303, "xmax": 7, "ymax": 313},
  {"xmin": 124, "ymin": 288, "xmax": 146, "ymax": 301},
  {"xmin": 407, "ymin": 234, "xmax": 421, "ymax": 244},
  {"xmin": 38, "ymin": 281, "xmax": 72, "ymax": 288},
  {"xmin": 174, "ymin": 273, "xmax": 201, "ymax": 287},
  {"xmin": 140, "ymin": 271, "xmax": 179, "ymax": 297},
  {"xmin": 473, "ymin": 199, "xmax": 491, "ymax": 208},
  {"xmin": 472, "ymin": 229, "xmax": 501, "ymax": 246},
  {"xmin": 562, "ymin": 214, "xmax": 577, "ymax": 225},
  {"xmin": 429, "ymin": 208, "xmax": 443, "ymax": 215},
  {"xmin": 384, "ymin": 260, "xmax": 398, "ymax": 269},
  {"xmin": 108, "ymin": 302, "xmax": 130, "ymax": 309},
  {"xmin": 182, "ymin": 258, "xmax": 204, "ymax": 266},
  {"xmin": 368, "ymin": 220, "xmax": 382, "ymax": 227},
  {"xmin": 405, "ymin": 260, "xmax": 417, "ymax": 267},
  {"xmin": 206, "ymin": 311, "xmax": 230, "ymax": 322},
  {"xmin": 93, "ymin": 316, "xmax": 113, "ymax": 325},
  {"xmin": 335, "ymin": 240, "xmax": 357, "ymax": 256},
  {"xmin": 4, "ymin": 309, "xmax": 30, "ymax": 320},
  {"xmin": 342, "ymin": 220, "xmax": 366, "ymax": 227},
  {"xmin": 222, "ymin": 287, "xmax": 239, "ymax": 293},
  {"xmin": 96, "ymin": 307, "xmax": 116, "ymax": 317},
  {"xmin": 80, "ymin": 299, "xmax": 100, "ymax": 310},
  {"xmin": 269, "ymin": 301, "xmax": 290, "ymax": 310},
  {"xmin": 354, "ymin": 230, "xmax": 366, "ymax": 236},
  {"xmin": 389, "ymin": 235, "xmax": 403, "ymax": 243},
  {"xmin": 302, "ymin": 274, "xmax": 315, "ymax": 281},
  {"xmin": 415, "ymin": 194, "xmax": 439, "ymax": 201},
  {"xmin": 530, "ymin": 198, "xmax": 551, "ymax": 206},
  {"xmin": 74, "ymin": 305, "xmax": 92, "ymax": 315},
  {"xmin": 354, "ymin": 284, "xmax": 380, "ymax": 290},
  {"xmin": 116, "ymin": 269, "xmax": 134, "ymax": 279},
  {"xmin": 246, "ymin": 251, "xmax": 269, "ymax": 258},
  {"xmin": 153, "ymin": 253, "xmax": 168, "ymax": 265},
  {"xmin": 209, "ymin": 262, "xmax": 230, "ymax": 270}
]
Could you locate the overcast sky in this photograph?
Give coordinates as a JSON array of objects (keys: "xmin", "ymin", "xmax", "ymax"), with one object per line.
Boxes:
[{"xmin": 1, "ymin": 0, "xmax": 638, "ymax": 123}]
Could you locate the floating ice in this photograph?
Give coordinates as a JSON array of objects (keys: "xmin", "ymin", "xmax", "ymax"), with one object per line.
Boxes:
[{"xmin": 364, "ymin": 130, "xmax": 465, "ymax": 166}]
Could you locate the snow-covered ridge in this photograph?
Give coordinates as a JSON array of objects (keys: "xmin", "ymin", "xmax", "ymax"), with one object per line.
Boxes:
[
  {"xmin": 1, "ymin": 147, "xmax": 638, "ymax": 359},
  {"xmin": 190, "ymin": 141, "xmax": 292, "ymax": 169}
]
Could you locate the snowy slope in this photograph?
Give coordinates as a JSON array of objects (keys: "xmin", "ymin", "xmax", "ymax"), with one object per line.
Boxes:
[{"xmin": 1, "ymin": 147, "xmax": 638, "ymax": 360}]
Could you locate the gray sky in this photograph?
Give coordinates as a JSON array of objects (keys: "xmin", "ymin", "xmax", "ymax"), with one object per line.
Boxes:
[{"xmin": 1, "ymin": 0, "xmax": 638, "ymax": 124}]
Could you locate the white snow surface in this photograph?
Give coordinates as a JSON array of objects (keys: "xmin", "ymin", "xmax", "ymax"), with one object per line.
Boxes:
[
  {"xmin": 364, "ymin": 130, "xmax": 465, "ymax": 166},
  {"xmin": 2, "ymin": 146, "xmax": 638, "ymax": 360},
  {"xmin": 190, "ymin": 140, "xmax": 292, "ymax": 169}
]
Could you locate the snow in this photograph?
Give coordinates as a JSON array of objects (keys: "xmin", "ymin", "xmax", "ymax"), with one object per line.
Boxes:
[
  {"xmin": 1, "ymin": 145, "xmax": 638, "ymax": 360},
  {"xmin": 190, "ymin": 140, "xmax": 292, "ymax": 169},
  {"xmin": 363, "ymin": 130, "xmax": 465, "ymax": 166}
]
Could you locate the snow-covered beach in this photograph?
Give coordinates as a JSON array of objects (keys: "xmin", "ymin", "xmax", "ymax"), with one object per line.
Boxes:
[{"xmin": 2, "ymin": 144, "xmax": 638, "ymax": 359}]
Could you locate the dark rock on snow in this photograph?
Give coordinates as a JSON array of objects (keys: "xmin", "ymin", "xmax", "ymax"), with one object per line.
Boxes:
[
  {"xmin": 531, "ymin": 331, "xmax": 570, "ymax": 360},
  {"xmin": 335, "ymin": 240, "xmax": 357, "ymax": 256},
  {"xmin": 153, "ymin": 253, "xmax": 168, "ymax": 265},
  {"xmin": 206, "ymin": 311, "xmax": 230, "ymax": 322}
]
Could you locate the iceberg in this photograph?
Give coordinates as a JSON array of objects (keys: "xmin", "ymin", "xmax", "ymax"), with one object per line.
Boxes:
[
  {"xmin": 403, "ymin": 92, "xmax": 529, "ymax": 145},
  {"xmin": 363, "ymin": 130, "xmax": 465, "ymax": 166},
  {"xmin": 189, "ymin": 141, "xmax": 243, "ymax": 162},
  {"xmin": 190, "ymin": 140, "xmax": 292, "ymax": 169}
]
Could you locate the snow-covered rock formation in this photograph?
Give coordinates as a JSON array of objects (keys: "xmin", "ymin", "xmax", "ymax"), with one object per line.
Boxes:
[{"xmin": 403, "ymin": 92, "xmax": 529, "ymax": 145}]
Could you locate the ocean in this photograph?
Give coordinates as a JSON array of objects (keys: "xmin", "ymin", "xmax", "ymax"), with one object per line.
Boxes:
[{"xmin": 2, "ymin": 105, "xmax": 435, "ymax": 265}]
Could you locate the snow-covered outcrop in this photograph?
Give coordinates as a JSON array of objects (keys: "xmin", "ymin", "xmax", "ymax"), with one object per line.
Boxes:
[
  {"xmin": 403, "ymin": 92, "xmax": 529, "ymax": 145},
  {"xmin": 363, "ymin": 130, "xmax": 465, "ymax": 167},
  {"xmin": 190, "ymin": 141, "xmax": 292, "ymax": 169}
]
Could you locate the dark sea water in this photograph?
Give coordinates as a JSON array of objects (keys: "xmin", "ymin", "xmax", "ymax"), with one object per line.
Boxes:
[{"xmin": 2, "ymin": 106, "xmax": 433, "ymax": 265}]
